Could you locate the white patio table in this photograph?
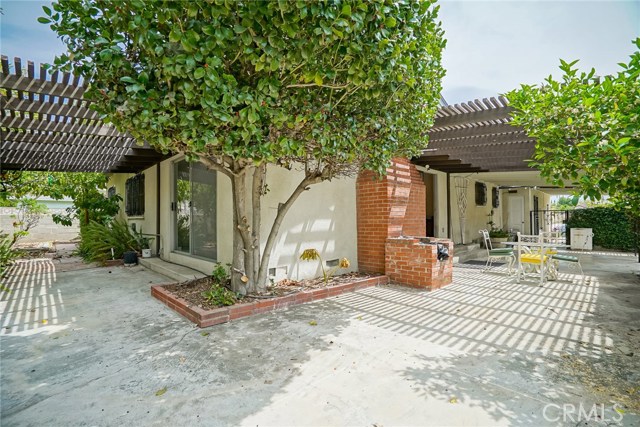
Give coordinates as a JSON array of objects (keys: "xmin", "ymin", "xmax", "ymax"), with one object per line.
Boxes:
[{"xmin": 503, "ymin": 241, "xmax": 570, "ymax": 285}]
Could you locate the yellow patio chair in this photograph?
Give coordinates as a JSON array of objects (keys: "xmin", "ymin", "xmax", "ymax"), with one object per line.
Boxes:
[{"xmin": 516, "ymin": 232, "xmax": 555, "ymax": 284}]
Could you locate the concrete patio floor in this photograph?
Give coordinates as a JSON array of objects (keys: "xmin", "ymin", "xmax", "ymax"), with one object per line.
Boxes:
[{"xmin": 1, "ymin": 252, "xmax": 639, "ymax": 426}]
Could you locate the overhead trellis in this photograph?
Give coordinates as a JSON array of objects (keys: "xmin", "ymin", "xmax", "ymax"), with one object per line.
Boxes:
[
  {"xmin": 1, "ymin": 55, "xmax": 169, "ymax": 173},
  {"xmin": 413, "ymin": 96, "xmax": 537, "ymax": 173}
]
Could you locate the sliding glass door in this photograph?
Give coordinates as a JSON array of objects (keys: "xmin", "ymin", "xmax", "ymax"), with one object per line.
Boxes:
[{"xmin": 174, "ymin": 160, "xmax": 217, "ymax": 260}]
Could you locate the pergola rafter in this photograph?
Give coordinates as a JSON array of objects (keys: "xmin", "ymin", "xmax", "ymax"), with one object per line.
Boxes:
[
  {"xmin": 1, "ymin": 55, "xmax": 170, "ymax": 173},
  {"xmin": 413, "ymin": 96, "xmax": 537, "ymax": 173}
]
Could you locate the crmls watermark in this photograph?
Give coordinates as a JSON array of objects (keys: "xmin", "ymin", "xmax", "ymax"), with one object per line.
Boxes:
[{"xmin": 543, "ymin": 403, "xmax": 624, "ymax": 423}]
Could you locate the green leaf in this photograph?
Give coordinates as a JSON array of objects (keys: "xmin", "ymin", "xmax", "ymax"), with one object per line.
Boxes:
[
  {"xmin": 194, "ymin": 68, "xmax": 206, "ymax": 79},
  {"xmin": 567, "ymin": 117, "xmax": 573, "ymax": 125},
  {"xmin": 385, "ymin": 17, "xmax": 397, "ymax": 28},
  {"xmin": 314, "ymin": 73, "xmax": 323, "ymax": 86},
  {"xmin": 155, "ymin": 387, "xmax": 167, "ymax": 396},
  {"xmin": 37, "ymin": 17, "xmax": 51, "ymax": 24},
  {"xmin": 169, "ymin": 29, "xmax": 182, "ymax": 43},
  {"xmin": 342, "ymin": 4, "xmax": 352, "ymax": 16}
]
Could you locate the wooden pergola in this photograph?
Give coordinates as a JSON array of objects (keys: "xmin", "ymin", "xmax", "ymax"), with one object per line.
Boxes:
[
  {"xmin": 1, "ymin": 56, "xmax": 169, "ymax": 173},
  {"xmin": 413, "ymin": 96, "xmax": 536, "ymax": 173}
]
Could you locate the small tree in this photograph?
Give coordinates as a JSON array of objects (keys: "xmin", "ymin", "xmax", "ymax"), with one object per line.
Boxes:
[
  {"xmin": 2, "ymin": 171, "xmax": 120, "ymax": 227},
  {"xmin": 506, "ymin": 38, "xmax": 640, "ymax": 213},
  {"xmin": 44, "ymin": 0, "xmax": 446, "ymax": 292}
]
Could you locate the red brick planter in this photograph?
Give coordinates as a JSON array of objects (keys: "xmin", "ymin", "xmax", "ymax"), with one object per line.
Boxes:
[{"xmin": 151, "ymin": 275, "xmax": 389, "ymax": 328}]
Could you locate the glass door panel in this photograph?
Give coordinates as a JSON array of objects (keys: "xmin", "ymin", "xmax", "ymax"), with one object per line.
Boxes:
[
  {"xmin": 174, "ymin": 160, "xmax": 217, "ymax": 260},
  {"xmin": 191, "ymin": 162, "xmax": 217, "ymax": 259},
  {"xmin": 175, "ymin": 160, "xmax": 191, "ymax": 253}
]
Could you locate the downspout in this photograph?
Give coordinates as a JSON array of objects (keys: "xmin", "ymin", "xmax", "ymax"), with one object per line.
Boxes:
[{"xmin": 156, "ymin": 163, "xmax": 161, "ymax": 256}]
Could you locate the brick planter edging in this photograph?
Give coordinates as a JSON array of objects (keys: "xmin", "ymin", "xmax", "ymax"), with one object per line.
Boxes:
[{"xmin": 151, "ymin": 275, "xmax": 389, "ymax": 328}]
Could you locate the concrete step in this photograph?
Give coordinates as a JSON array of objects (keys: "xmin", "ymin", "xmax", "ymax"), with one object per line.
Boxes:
[{"xmin": 139, "ymin": 257, "xmax": 207, "ymax": 283}]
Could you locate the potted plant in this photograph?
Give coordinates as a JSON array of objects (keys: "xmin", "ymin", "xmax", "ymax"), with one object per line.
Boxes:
[
  {"xmin": 134, "ymin": 231, "xmax": 154, "ymax": 258},
  {"xmin": 489, "ymin": 228, "xmax": 509, "ymax": 248}
]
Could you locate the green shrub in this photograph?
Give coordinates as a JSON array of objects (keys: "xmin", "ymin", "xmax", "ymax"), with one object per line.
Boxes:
[
  {"xmin": 211, "ymin": 263, "xmax": 229, "ymax": 284},
  {"xmin": 0, "ymin": 232, "xmax": 20, "ymax": 279},
  {"xmin": 201, "ymin": 284, "xmax": 237, "ymax": 307},
  {"xmin": 77, "ymin": 219, "xmax": 142, "ymax": 262},
  {"xmin": 489, "ymin": 229, "xmax": 509, "ymax": 238},
  {"xmin": 567, "ymin": 208, "xmax": 637, "ymax": 251}
]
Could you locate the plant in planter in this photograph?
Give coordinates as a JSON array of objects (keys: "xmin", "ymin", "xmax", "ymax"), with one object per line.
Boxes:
[
  {"xmin": 489, "ymin": 228, "xmax": 510, "ymax": 248},
  {"xmin": 135, "ymin": 232, "xmax": 155, "ymax": 258},
  {"xmin": 201, "ymin": 263, "xmax": 237, "ymax": 307},
  {"xmin": 300, "ymin": 249, "xmax": 351, "ymax": 285}
]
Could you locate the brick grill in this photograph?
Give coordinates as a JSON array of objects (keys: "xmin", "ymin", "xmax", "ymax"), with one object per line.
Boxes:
[
  {"xmin": 385, "ymin": 237, "xmax": 453, "ymax": 289},
  {"xmin": 357, "ymin": 158, "xmax": 453, "ymax": 289}
]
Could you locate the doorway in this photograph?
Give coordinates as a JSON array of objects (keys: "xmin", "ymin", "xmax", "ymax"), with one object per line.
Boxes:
[
  {"xmin": 507, "ymin": 196, "xmax": 524, "ymax": 233},
  {"xmin": 174, "ymin": 159, "xmax": 217, "ymax": 260}
]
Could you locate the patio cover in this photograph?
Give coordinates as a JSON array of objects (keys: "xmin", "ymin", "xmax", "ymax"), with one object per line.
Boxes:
[
  {"xmin": 1, "ymin": 56, "xmax": 169, "ymax": 173},
  {"xmin": 413, "ymin": 96, "xmax": 536, "ymax": 173}
]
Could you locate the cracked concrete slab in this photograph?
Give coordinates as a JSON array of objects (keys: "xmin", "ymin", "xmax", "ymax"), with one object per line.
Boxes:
[{"xmin": 1, "ymin": 252, "xmax": 639, "ymax": 426}]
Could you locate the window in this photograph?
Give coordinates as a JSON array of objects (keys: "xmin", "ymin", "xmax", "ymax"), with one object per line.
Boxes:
[
  {"xmin": 125, "ymin": 174, "xmax": 145, "ymax": 216},
  {"xmin": 492, "ymin": 187, "xmax": 500, "ymax": 208},
  {"xmin": 475, "ymin": 182, "xmax": 487, "ymax": 206}
]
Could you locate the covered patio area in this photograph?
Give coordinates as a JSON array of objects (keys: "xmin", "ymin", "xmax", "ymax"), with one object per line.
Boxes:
[{"xmin": 1, "ymin": 251, "xmax": 638, "ymax": 426}]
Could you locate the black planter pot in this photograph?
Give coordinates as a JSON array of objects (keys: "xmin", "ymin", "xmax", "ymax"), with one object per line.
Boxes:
[{"xmin": 123, "ymin": 251, "xmax": 138, "ymax": 266}]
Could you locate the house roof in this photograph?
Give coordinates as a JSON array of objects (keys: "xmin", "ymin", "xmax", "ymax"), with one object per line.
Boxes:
[
  {"xmin": 1, "ymin": 56, "xmax": 169, "ymax": 173},
  {"xmin": 413, "ymin": 96, "xmax": 536, "ymax": 173}
]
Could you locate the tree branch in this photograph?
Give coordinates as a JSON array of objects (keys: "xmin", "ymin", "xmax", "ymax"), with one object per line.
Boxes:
[
  {"xmin": 286, "ymin": 83, "xmax": 350, "ymax": 90},
  {"xmin": 257, "ymin": 172, "xmax": 325, "ymax": 286}
]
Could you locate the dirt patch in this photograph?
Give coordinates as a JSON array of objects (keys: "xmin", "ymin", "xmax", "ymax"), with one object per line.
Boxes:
[
  {"xmin": 163, "ymin": 272, "xmax": 377, "ymax": 311},
  {"xmin": 555, "ymin": 352, "xmax": 640, "ymax": 413}
]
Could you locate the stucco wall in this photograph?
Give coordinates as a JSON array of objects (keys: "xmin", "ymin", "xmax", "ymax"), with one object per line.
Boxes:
[
  {"xmin": 261, "ymin": 165, "xmax": 357, "ymax": 281},
  {"xmin": 448, "ymin": 175, "xmax": 503, "ymax": 244},
  {"xmin": 111, "ymin": 157, "xmax": 357, "ymax": 281}
]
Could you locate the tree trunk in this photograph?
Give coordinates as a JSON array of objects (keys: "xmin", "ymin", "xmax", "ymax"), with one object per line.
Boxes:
[
  {"xmin": 255, "ymin": 173, "xmax": 324, "ymax": 288},
  {"xmin": 201, "ymin": 155, "xmax": 328, "ymax": 294},
  {"xmin": 230, "ymin": 169, "xmax": 255, "ymax": 294},
  {"xmin": 251, "ymin": 165, "xmax": 266, "ymax": 288}
]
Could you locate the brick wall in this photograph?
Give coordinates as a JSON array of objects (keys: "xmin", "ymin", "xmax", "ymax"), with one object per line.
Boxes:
[
  {"xmin": 385, "ymin": 237, "xmax": 454, "ymax": 289},
  {"xmin": 356, "ymin": 158, "xmax": 426, "ymax": 273}
]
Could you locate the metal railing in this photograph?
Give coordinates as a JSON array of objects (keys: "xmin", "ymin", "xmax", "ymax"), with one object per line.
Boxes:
[{"xmin": 529, "ymin": 210, "xmax": 574, "ymax": 244}]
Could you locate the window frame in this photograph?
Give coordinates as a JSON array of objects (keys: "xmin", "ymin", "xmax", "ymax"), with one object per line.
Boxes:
[{"xmin": 125, "ymin": 174, "xmax": 145, "ymax": 217}]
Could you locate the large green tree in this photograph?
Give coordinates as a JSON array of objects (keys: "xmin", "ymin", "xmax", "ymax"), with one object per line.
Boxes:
[
  {"xmin": 44, "ymin": 0, "xmax": 446, "ymax": 293},
  {"xmin": 506, "ymin": 38, "xmax": 640, "ymax": 212}
]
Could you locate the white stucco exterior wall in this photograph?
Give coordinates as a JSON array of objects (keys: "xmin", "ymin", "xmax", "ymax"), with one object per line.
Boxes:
[
  {"xmin": 448, "ymin": 174, "xmax": 503, "ymax": 244},
  {"xmin": 111, "ymin": 157, "xmax": 357, "ymax": 281},
  {"xmin": 258, "ymin": 165, "xmax": 358, "ymax": 281}
]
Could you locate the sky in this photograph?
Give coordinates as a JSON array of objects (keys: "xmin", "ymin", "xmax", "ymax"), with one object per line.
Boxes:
[{"xmin": 1, "ymin": 0, "xmax": 638, "ymax": 105}]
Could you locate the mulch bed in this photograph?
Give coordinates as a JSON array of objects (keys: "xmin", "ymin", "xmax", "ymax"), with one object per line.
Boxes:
[
  {"xmin": 163, "ymin": 272, "xmax": 378, "ymax": 311},
  {"xmin": 152, "ymin": 272, "xmax": 389, "ymax": 327}
]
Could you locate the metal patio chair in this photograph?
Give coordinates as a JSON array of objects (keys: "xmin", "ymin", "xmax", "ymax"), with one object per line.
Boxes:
[
  {"xmin": 516, "ymin": 232, "xmax": 557, "ymax": 285},
  {"xmin": 479, "ymin": 229, "xmax": 515, "ymax": 274}
]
